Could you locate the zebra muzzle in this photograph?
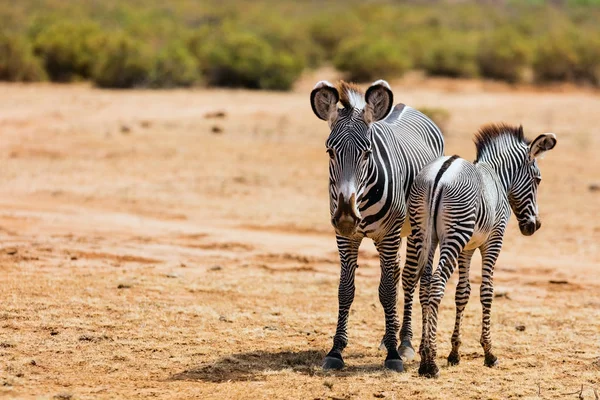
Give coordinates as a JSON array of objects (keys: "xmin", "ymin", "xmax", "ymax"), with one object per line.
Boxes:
[
  {"xmin": 519, "ymin": 216, "xmax": 541, "ymax": 236},
  {"xmin": 332, "ymin": 193, "xmax": 362, "ymax": 236}
]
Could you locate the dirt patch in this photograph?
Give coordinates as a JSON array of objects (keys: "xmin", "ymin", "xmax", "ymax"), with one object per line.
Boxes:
[{"xmin": 0, "ymin": 82, "xmax": 598, "ymax": 399}]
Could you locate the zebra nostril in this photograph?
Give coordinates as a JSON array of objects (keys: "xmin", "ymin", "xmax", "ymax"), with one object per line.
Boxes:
[{"xmin": 535, "ymin": 219, "xmax": 541, "ymax": 230}]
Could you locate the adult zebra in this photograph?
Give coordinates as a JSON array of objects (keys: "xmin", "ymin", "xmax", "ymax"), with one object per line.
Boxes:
[
  {"xmin": 310, "ymin": 80, "xmax": 444, "ymax": 371},
  {"xmin": 404, "ymin": 123, "xmax": 557, "ymax": 378}
]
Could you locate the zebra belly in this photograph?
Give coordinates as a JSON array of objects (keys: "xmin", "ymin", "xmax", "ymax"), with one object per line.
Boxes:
[{"xmin": 464, "ymin": 229, "xmax": 490, "ymax": 251}]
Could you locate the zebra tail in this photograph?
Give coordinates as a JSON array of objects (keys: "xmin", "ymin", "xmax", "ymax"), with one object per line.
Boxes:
[{"xmin": 416, "ymin": 185, "xmax": 440, "ymax": 279}]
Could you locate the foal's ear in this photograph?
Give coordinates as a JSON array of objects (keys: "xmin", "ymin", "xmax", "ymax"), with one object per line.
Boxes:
[
  {"xmin": 364, "ymin": 80, "xmax": 394, "ymax": 124},
  {"xmin": 310, "ymin": 81, "xmax": 339, "ymax": 126},
  {"xmin": 529, "ymin": 133, "xmax": 557, "ymax": 161}
]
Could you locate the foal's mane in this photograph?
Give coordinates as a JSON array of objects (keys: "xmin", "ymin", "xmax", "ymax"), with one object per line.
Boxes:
[{"xmin": 474, "ymin": 123, "xmax": 528, "ymax": 161}]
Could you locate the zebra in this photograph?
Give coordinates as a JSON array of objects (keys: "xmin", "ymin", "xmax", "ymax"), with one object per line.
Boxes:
[
  {"xmin": 310, "ymin": 80, "xmax": 444, "ymax": 371},
  {"xmin": 402, "ymin": 123, "xmax": 557, "ymax": 378}
]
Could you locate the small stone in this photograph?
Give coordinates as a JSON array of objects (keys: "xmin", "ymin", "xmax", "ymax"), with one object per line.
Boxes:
[
  {"xmin": 15, "ymin": 372, "xmax": 23, "ymax": 378},
  {"xmin": 30, "ymin": 360, "xmax": 37, "ymax": 366},
  {"xmin": 204, "ymin": 111, "xmax": 227, "ymax": 119},
  {"xmin": 117, "ymin": 283, "xmax": 131, "ymax": 289},
  {"xmin": 120, "ymin": 124, "xmax": 131, "ymax": 134},
  {"xmin": 5, "ymin": 248, "xmax": 17, "ymax": 255},
  {"xmin": 219, "ymin": 315, "xmax": 233, "ymax": 323},
  {"xmin": 515, "ymin": 325, "xmax": 526, "ymax": 332},
  {"xmin": 263, "ymin": 326, "xmax": 277, "ymax": 331},
  {"xmin": 374, "ymin": 392, "xmax": 386, "ymax": 398},
  {"xmin": 209, "ymin": 265, "xmax": 222, "ymax": 271},
  {"xmin": 0, "ymin": 342, "xmax": 14, "ymax": 348},
  {"xmin": 211, "ymin": 125, "xmax": 223, "ymax": 134},
  {"xmin": 50, "ymin": 330, "xmax": 59, "ymax": 336},
  {"xmin": 549, "ymin": 280, "xmax": 569, "ymax": 285},
  {"xmin": 53, "ymin": 393, "xmax": 73, "ymax": 400},
  {"xmin": 589, "ymin": 183, "xmax": 600, "ymax": 192},
  {"xmin": 165, "ymin": 273, "xmax": 179, "ymax": 278},
  {"xmin": 70, "ymin": 256, "xmax": 78, "ymax": 260}
]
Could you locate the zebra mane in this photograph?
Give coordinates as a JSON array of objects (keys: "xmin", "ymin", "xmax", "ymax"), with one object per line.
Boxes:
[
  {"xmin": 474, "ymin": 123, "xmax": 529, "ymax": 161},
  {"xmin": 337, "ymin": 81, "xmax": 366, "ymax": 110}
]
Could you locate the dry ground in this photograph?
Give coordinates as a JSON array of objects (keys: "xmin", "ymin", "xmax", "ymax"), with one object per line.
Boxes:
[{"xmin": 0, "ymin": 73, "xmax": 599, "ymax": 399}]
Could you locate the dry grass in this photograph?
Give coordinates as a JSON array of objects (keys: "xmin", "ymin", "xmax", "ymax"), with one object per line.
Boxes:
[{"xmin": 0, "ymin": 73, "xmax": 599, "ymax": 399}]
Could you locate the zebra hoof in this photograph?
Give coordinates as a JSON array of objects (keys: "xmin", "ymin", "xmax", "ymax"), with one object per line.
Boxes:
[
  {"xmin": 447, "ymin": 352, "xmax": 460, "ymax": 366},
  {"xmin": 384, "ymin": 358, "xmax": 404, "ymax": 372},
  {"xmin": 418, "ymin": 363, "xmax": 440, "ymax": 378},
  {"xmin": 399, "ymin": 343, "xmax": 416, "ymax": 362},
  {"xmin": 484, "ymin": 354, "xmax": 498, "ymax": 367},
  {"xmin": 323, "ymin": 356, "xmax": 344, "ymax": 370}
]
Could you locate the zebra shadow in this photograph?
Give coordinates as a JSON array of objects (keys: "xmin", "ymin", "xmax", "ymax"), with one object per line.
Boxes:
[{"xmin": 169, "ymin": 350, "xmax": 384, "ymax": 382}]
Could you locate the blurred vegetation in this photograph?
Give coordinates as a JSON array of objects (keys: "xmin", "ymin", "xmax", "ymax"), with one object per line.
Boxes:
[{"xmin": 0, "ymin": 0, "xmax": 599, "ymax": 90}]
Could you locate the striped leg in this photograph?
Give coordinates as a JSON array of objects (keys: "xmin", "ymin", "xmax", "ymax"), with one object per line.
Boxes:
[
  {"xmin": 375, "ymin": 233, "xmax": 403, "ymax": 371},
  {"xmin": 419, "ymin": 251, "xmax": 459, "ymax": 378},
  {"xmin": 417, "ymin": 250, "xmax": 435, "ymax": 357},
  {"xmin": 399, "ymin": 236, "xmax": 419, "ymax": 362},
  {"xmin": 479, "ymin": 235, "xmax": 503, "ymax": 367},
  {"xmin": 323, "ymin": 235, "xmax": 362, "ymax": 370},
  {"xmin": 447, "ymin": 249, "xmax": 474, "ymax": 366}
]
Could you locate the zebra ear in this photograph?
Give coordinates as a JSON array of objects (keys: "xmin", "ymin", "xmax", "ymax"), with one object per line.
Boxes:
[
  {"xmin": 364, "ymin": 80, "xmax": 393, "ymax": 124},
  {"xmin": 529, "ymin": 133, "xmax": 557, "ymax": 161},
  {"xmin": 310, "ymin": 81, "xmax": 339, "ymax": 126}
]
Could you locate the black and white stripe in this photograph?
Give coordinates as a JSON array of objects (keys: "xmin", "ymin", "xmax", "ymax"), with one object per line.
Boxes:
[
  {"xmin": 310, "ymin": 80, "xmax": 444, "ymax": 371},
  {"xmin": 402, "ymin": 123, "xmax": 557, "ymax": 378}
]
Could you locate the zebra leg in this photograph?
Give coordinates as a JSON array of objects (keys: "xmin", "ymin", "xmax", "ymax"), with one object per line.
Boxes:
[
  {"xmin": 420, "ymin": 244, "xmax": 462, "ymax": 378},
  {"xmin": 398, "ymin": 236, "xmax": 419, "ymax": 362},
  {"xmin": 322, "ymin": 235, "xmax": 362, "ymax": 370},
  {"xmin": 417, "ymin": 253, "xmax": 434, "ymax": 357},
  {"xmin": 375, "ymin": 233, "xmax": 403, "ymax": 372},
  {"xmin": 448, "ymin": 250, "xmax": 474, "ymax": 366},
  {"xmin": 479, "ymin": 237, "xmax": 503, "ymax": 367}
]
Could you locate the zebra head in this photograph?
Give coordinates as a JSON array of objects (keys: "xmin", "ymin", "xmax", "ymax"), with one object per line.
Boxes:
[
  {"xmin": 509, "ymin": 132, "xmax": 557, "ymax": 236},
  {"xmin": 310, "ymin": 80, "xmax": 394, "ymax": 236}
]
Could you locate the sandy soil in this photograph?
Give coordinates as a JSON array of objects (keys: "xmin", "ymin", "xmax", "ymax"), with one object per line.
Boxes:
[{"xmin": 0, "ymin": 73, "xmax": 599, "ymax": 399}]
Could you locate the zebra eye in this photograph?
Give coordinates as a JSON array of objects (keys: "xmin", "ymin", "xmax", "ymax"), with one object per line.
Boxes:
[
  {"xmin": 326, "ymin": 148, "xmax": 335, "ymax": 160},
  {"xmin": 363, "ymin": 149, "xmax": 372, "ymax": 161},
  {"xmin": 534, "ymin": 177, "xmax": 542, "ymax": 185}
]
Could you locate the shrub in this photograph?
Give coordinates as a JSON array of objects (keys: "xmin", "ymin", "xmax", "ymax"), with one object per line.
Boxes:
[
  {"xmin": 571, "ymin": 30, "xmax": 600, "ymax": 85},
  {"xmin": 333, "ymin": 37, "xmax": 411, "ymax": 82},
  {"xmin": 477, "ymin": 29, "xmax": 532, "ymax": 83},
  {"xmin": 32, "ymin": 21, "xmax": 103, "ymax": 82},
  {"xmin": 200, "ymin": 28, "xmax": 304, "ymax": 90},
  {"xmin": 309, "ymin": 12, "xmax": 364, "ymax": 58},
  {"xmin": 92, "ymin": 34, "xmax": 154, "ymax": 89},
  {"xmin": 422, "ymin": 33, "xmax": 479, "ymax": 78},
  {"xmin": 0, "ymin": 33, "xmax": 46, "ymax": 81},
  {"xmin": 532, "ymin": 31, "xmax": 580, "ymax": 83},
  {"xmin": 151, "ymin": 42, "xmax": 200, "ymax": 88}
]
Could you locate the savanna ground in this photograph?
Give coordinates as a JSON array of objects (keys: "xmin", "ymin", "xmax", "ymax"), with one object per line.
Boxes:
[{"xmin": 0, "ymin": 71, "xmax": 599, "ymax": 399}]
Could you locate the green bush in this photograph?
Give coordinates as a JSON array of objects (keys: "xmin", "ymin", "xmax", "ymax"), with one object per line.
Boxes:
[
  {"xmin": 477, "ymin": 29, "xmax": 532, "ymax": 83},
  {"xmin": 32, "ymin": 21, "xmax": 103, "ymax": 82},
  {"xmin": 200, "ymin": 28, "xmax": 304, "ymax": 90},
  {"xmin": 533, "ymin": 28, "xmax": 600, "ymax": 86},
  {"xmin": 333, "ymin": 37, "xmax": 411, "ymax": 82},
  {"xmin": 532, "ymin": 31, "xmax": 579, "ymax": 83},
  {"xmin": 422, "ymin": 33, "xmax": 479, "ymax": 78},
  {"xmin": 571, "ymin": 30, "xmax": 600, "ymax": 85},
  {"xmin": 151, "ymin": 42, "xmax": 200, "ymax": 88},
  {"xmin": 0, "ymin": 33, "xmax": 46, "ymax": 81},
  {"xmin": 91, "ymin": 34, "xmax": 154, "ymax": 88},
  {"xmin": 309, "ymin": 12, "xmax": 364, "ymax": 57}
]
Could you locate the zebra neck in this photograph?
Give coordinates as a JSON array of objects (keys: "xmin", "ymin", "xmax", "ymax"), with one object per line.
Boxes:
[{"xmin": 476, "ymin": 158, "xmax": 514, "ymax": 195}]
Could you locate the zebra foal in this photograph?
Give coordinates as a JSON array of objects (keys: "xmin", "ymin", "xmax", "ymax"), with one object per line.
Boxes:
[
  {"xmin": 310, "ymin": 80, "xmax": 444, "ymax": 371},
  {"xmin": 404, "ymin": 123, "xmax": 556, "ymax": 378}
]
